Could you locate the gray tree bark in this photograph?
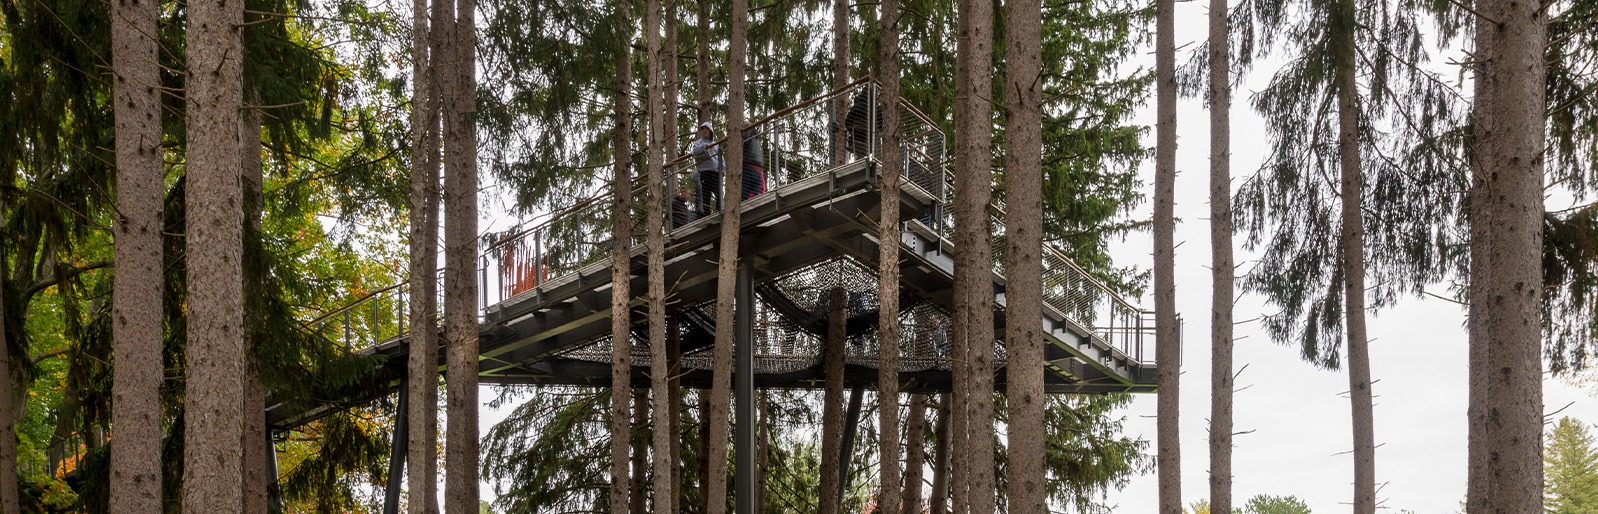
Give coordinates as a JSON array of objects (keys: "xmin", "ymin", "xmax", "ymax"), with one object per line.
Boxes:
[
  {"xmin": 610, "ymin": 12, "xmax": 636, "ymax": 512},
  {"xmin": 820, "ymin": 288, "xmax": 846, "ymax": 514},
  {"xmin": 831, "ymin": 0, "xmax": 851, "ymax": 165},
  {"xmin": 442, "ymin": 0, "xmax": 481, "ymax": 510},
  {"xmin": 407, "ymin": 0, "xmax": 442, "ymax": 510},
  {"xmin": 644, "ymin": 1, "xmax": 676, "ymax": 512},
  {"xmin": 1153, "ymin": 0, "xmax": 1181, "ymax": 511},
  {"xmin": 704, "ymin": 0, "xmax": 746, "ymax": 509},
  {"xmin": 876, "ymin": 0, "xmax": 904, "ymax": 512},
  {"xmin": 930, "ymin": 394, "xmax": 950, "ymax": 514},
  {"xmin": 110, "ymin": 0, "xmax": 163, "ymax": 508},
  {"xmin": 695, "ymin": 0, "xmax": 711, "ymax": 123},
  {"xmin": 240, "ymin": 89, "xmax": 267, "ymax": 514},
  {"xmin": 183, "ymin": 0, "xmax": 246, "ymax": 510},
  {"xmin": 1466, "ymin": 1, "xmax": 1547, "ymax": 511},
  {"xmin": 1206, "ymin": 0, "xmax": 1234, "ymax": 511},
  {"xmin": 1332, "ymin": 3, "xmax": 1376, "ymax": 510},
  {"xmin": 902, "ymin": 394, "xmax": 927, "ymax": 514},
  {"xmin": 630, "ymin": 390, "xmax": 649, "ymax": 514},
  {"xmin": 1001, "ymin": 0, "xmax": 1043, "ymax": 510},
  {"xmin": 953, "ymin": 0, "xmax": 995, "ymax": 510}
]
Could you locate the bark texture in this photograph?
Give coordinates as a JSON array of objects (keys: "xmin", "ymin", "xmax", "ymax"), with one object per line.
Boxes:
[
  {"xmin": 610, "ymin": 18, "xmax": 635, "ymax": 514},
  {"xmin": 442, "ymin": 0, "xmax": 480, "ymax": 510},
  {"xmin": 902, "ymin": 394, "xmax": 928, "ymax": 514},
  {"xmin": 1466, "ymin": 1, "xmax": 1547, "ymax": 511},
  {"xmin": 183, "ymin": 0, "xmax": 246, "ymax": 511},
  {"xmin": 705, "ymin": 0, "xmax": 747, "ymax": 509},
  {"xmin": 110, "ymin": 0, "xmax": 163, "ymax": 508},
  {"xmin": 407, "ymin": 0, "xmax": 442, "ymax": 509},
  {"xmin": 695, "ymin": 0, "xmax": 711, "ymax": 122},
  {"xmin": 644, "ymin": 1, "xmax": 676, "ymax": 512},
  {"xmin": 819, "ymin": 288, "xmax": 846, "ymax": 514},
  {"xmin": 1332, "ymin": 2, "xmax": 1376, "ymax": 509},
  {"xmin": 953, "ymin": 0, "xmax": 995, "ymax": 510},
  {"xmin": 876, "ymin": 0, "xmax": 904, "ymax": 512},
  {"xmin": 1153, "ymin": 0, "xmax": 1181, "ymax": 511},
  {"xmin": 1001, "ymin": 0, "xmax": 1043, "ymax": 510},
  {"xmin": 1206, "ymin": 0, "xmax": 1234, "ymax": 511},
  {"xmin": 630, "ymin": 390, "xmax": 649, "ymax": 514},
  {"xmin": 241, "ymin": 89, "xmax": 267, "ymax": 514},
  {"xmin": 831, "ymin": 0, "xmax": 851, "ymax": 165},
  {"xmin": 0, "ymin": 275, "xmax": 12, "ymax": 514},
  {"xmin": 929, "ymin": 394, "xmax": 949, "ymax": 514}
]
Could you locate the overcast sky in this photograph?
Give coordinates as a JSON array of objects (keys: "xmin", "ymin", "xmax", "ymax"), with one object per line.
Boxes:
[{"xmin": 1103, "ymin": 4, "xmax": 1595, "ymax": 512}]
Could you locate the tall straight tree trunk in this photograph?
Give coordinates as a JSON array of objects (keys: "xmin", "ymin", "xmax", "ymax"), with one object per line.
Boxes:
[
  {"xmin": 830, "ymin": 0, "xmax": 850, "ymax": 165},
  {"xmin": 110, "ymin": 0, "xmax": 163, "ymax": 508},
  {"xmin": 610, "ymin": 13, "xmax": 636, "ymax": 512},
  {"xmin": 183, "ymin": 0, "xmax": 246, "ymax": 510},
  {"xmin": 631, "ymin": 391, "xmax": 649, "ymax": 514},
  {"xmin": 1001, "ymin": 0, "xmax": 1043, "ymax": 510},
  {"xmin": 1206, "ymin": 0, "xmax": 1234, "ymax": 511},
  {"xmin": 240, "ymin": 88, "xmax": 267, "ymax": 514},
  {"xmin": 442, "ymin": 0, "xmax": 481, "ymax": 510},
  {"xmin": 1466, "ymin": 0, "xmax": 1546, "ymax": 511},
  {"xmin": 704, "ymin": 0, "xmax": 746, "ymax": 510},
  {"xmin": 0, "ymin": 275, "xmax": 12, "ymax": 514},
  {"xmin": 644, "ymin": 1, "xmax": 676, "ymax": 513},
  {"xmin": 407, "ymin": 0, "xmax": 442, "ymax": 510},
  {"xmin": 1332, "ymin": 3, "xmax": 1376, "ymax": 510},
  {"xmin": 929, "ymin": 394, "xmax": 950, "ymax": 514},
  {"xmin": 902, "ymin": 394, "xmax": 928, "ymax": 514},
  {"xmin": 665, "ymin": 1, "xmax": 680, "ymax": 155},
  {"xmin": 1153, "ymin": 0, "xmax": 1181, "ymax": 510},
  {"xmin": 661, "ymin": 6, "xmax": 683, "ymax": 511},
  {"xmin": 876, "ymin": 0, "xmax": 904, "ymax": 513},
  {"xmin": 819, "ymin": 288, "xmax": 847, "ymax": 514},
  {"xmin": 953, "ymin": 0, "xmax": 995, "ymax": 510},
  {"xmin": 695, "ymin": 0, "xmax": 712, "ymax": 122}
]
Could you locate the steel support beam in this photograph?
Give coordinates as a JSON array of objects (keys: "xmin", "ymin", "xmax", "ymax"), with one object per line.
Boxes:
[
  {"xmin": 382, "ymin": 376, "xmax": 409, "ymax": 514},
  {"xmin": 735, "ymin": 260, "xmax": 756, "ymax": 514},
  {"xmin": 838, "ymin": 385, "xmax": 865, "ymax": 496}
]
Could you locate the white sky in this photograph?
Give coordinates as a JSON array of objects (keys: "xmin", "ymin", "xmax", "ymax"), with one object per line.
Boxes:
[{"xmin": 1103, "ymin": 3, "xmax": 1596, "ymax": 512}]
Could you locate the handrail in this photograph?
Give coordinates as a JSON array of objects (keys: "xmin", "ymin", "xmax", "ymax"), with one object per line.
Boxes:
[{"xmin": 297, "ymin": 281, "xmax": 405, "ymax": 332}]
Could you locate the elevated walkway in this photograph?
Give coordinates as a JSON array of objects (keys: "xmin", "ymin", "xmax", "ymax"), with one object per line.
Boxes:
[{"xmin": 265, "ymin": 79, "xmax": 1164, "ymax": 432}]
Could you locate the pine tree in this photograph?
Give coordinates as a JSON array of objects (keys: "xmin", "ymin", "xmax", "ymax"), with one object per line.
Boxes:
[
  {"xmin": 183, "ymin": 0, "xmax": 247, "ymax": 511},
  {"xmin": 704, "ymin": 0, "xmax": 747, "ymax": 507},
  {"xmin": 240, "ymin": 85, "xmax": 267, "ymax": 513},
  {"xmin": 109, "ymin": 0, "xmax": 163, "ymax": 509},
  {"xmin": 443, "ymin": 0, "xmax": 482, "ymax": 510},
  {"xmin": 1466, "ymin": 0, "xmax": 1547, "ymax": 510},
  {"xmin": 644, "ymin": 0, "xmax": 676, "ymax": 511},
  {"xmin": 609, "ymin": 5, "xmax": 635, "ymax": 511},
  {"xmin": 1154, "ymin": 0, "xmax": 1181, "ymax": 509},
  {"xmin": 954, "ymin": 0, "xmax": 996, "ymax": 511},
  {"xmin": 1545, "ymin": 417, "xmax": 1598, "ymax": 513},
  {"xmin": 876, "ymin": 0, "xmax": 905, "ymax": 511},
  {"xmin": 408, "ymin": 0, "xmax": 443, "ymax": 510},
  {"xmin": 1207, "ymin": 0, "xmax": 1235, "ymax": 511},
  {"xmin": 1002, "ymin": 0, "xmax": 1044, "ymax": 510},
  {"xmin": 904, "ymin": 394, "xmax": 928, "ymax": 512},
  {"xmin": 820, "ymin": 2, "xmax": 850, "ymax": 511}
]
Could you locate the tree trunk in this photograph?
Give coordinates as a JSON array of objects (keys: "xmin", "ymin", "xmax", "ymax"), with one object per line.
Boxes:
[
  {"xmin": 110, "ymin": 0, "xmax": 163, "ymax": 508},
  {"xmin": 240, "ymin": 88, "xmax": 267, "ymax": 514},
  {"xmin": 1206, "ymin": 0, "xmax": 1234, "ymax": 511},
  {"xmin": 695, "ymin": 0, "xmax": 712, "ymax": 123},
  {"xmin": 645, "ymin": 1, "xmax": 677, "ymax": 512},
  {"xmin": 1001, "ymin": 0, "xmax": 1043, "ymax": 510},
  {"xmin": 407, "ymin": 0, "xmax": 442, "ymax": 510},
  {"xmin": 929, "ymin": 394, "xmax": 950, "ymax": 514},
  {"xmin": 819, "ymin": 288, "xmax": 847, "ymax": 514},
  {"xmin": 704, "ymin": 0, "xmax": 746, "ymax": 509},
  {"xmin": 902, "ymin": 394, "xmax": 927, "ymax": 514},
  {"xmin": 1153, "ymin": 0, "xmax": 1181, "ymax": 510},
  {"xmin": 611, "ymin": 11, "xmax": 636, "ymax": 512},
  {"xmin": 0, "ymin": 274, "xmax": 12, "ymax": 514},
  {"xmin": 1466, "ymin": 1, "xmax": 1547, "ymax": 512},
  {"xmin": 183, "ymin": 0, "xmax": 246, "ymax": 510},
  {"xmin": 1332, "ymin": 2, "xmax": 1376, "ymax": 510},
  {"xmin": 953, "ymin": 0, "xmax": 995, "ymax": 510},
  {"xmin": 631, "ymin": 390, "xmax": 649, "ymax": 514},
  {"xmin": 442, "ymin": 0, "xmax": 481, "ymax": 510},
  {"xmin": 830, "ymin": 0, "xmax": 850, "ymax": 165},
  {"xmin": 665, "ymin": 1, "xmax": 680, "ymax": 157},
  {"xmin": 663, "ymin": 4, "xmax": 683, "ymax": 506},
  {"xmin": 876, "ymin": 1, "xmax": 904, "ymax": 513}
]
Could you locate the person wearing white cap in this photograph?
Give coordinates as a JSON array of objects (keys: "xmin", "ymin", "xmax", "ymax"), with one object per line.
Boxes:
[{"xmin": 687, "ymin": 121, "xmax": 724, "ymax": 217}]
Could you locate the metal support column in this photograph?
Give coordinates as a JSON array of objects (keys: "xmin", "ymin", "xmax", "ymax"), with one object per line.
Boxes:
[
  {"xmin": 837, "ymin": 385, "xmax": 865, "ymax": 496},
  {"xmin": 735, "ymin": 260, "xmax": 756, "ymax": 514},
  {"xmin": 383, "ymin": 376, "xmax": 410, "ymax": 514},
  {"xmin": 267, "ymin": 428, "xmax": 283, "ymax": 512}
]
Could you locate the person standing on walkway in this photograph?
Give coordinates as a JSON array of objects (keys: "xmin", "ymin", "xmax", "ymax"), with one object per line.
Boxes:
[{"xmin": 688, "ymin": 121, "xmax": 723, "ymax": 217}]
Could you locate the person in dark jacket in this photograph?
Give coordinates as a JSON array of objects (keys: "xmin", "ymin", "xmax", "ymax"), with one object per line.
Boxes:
[
  {"xmin": 841, "ymin": 88, "xmax": 881, "ymax": 160},
  {"xmin": 741, "ymin": 128, "xmax": 766, "ymax": 200},
  {"xmin": 687, "ymin": 121, "xmax": 723, "ymax": 216},
  {"xmin": 670, "ymin": 182, "xmax": 696, "ymax": 230}
]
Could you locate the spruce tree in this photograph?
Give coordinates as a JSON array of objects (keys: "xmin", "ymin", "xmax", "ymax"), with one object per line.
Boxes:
[
  {"xmin": 1545, "ymin": 417, "xmax": 1598, "ymax": 513},
  {"xmin": 609, "ymin": 5, "xmax": 635, "ymax": 511}
]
